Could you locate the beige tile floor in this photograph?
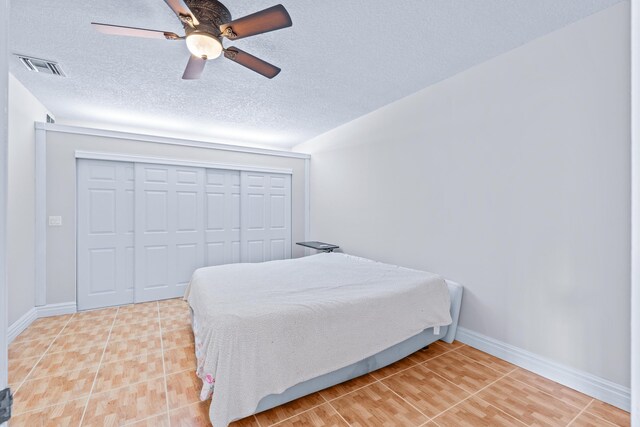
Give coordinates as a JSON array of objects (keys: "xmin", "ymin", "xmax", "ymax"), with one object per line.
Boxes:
[{"xmin": 7, "ymin": 299, "xmax": 631, "ymax": 427}]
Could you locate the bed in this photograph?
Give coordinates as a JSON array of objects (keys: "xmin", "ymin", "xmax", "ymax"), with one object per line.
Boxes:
[{"xmin": 185, "ymin": 252, "xmax": 464, "ymax": 427}]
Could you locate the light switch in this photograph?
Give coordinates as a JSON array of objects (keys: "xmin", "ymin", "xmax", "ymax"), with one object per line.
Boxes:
[{"xmin": 48, "ymin": 216, "xmax": 62, "ymax": 226}]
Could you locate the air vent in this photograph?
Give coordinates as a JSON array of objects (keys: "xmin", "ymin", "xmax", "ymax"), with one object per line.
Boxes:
[{"xmin": 15, "ymin": 55, "xmax": 66, "ymax": 77}]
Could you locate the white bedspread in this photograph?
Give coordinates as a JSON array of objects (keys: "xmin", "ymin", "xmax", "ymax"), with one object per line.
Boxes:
[{"xmin": 185, "ymin": 253, "xmax": 452, "ymax": 427}]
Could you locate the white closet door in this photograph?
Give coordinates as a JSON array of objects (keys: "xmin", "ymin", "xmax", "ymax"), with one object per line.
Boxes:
[
  {"xmin": 77, "ymin": 160, "xmax": 135, "ymax": 310},
  {"xmin": 205, "ymin": 169, "xmax": 241, "ymax": 266},
  {"xmin": 135, "ymin": 164, "xmax": 205, "ymax": 302},
  {"xmin": 241, "ymin": 172, "xmax": 292, "ymax": 263}
]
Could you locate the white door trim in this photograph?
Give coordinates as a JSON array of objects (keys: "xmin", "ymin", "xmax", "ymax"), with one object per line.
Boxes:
[
  {"xmin": 304, "ymin": 158, "xmax": 310, "ymax": 251},
  {"xmin": 36, "ymin": 122, "xmax": 310, "ymax": 160},
  {"xmin": 0, "ymin": 0, "xmax": 8, "ymax": 398},
  {"xmin": 35, "ymin": 126, "xmax": 47, "ymax": 307},
  {"xmin": 75, "ymin": 151, "xmax": 293, "ymax": 175},
  {"xmin": 631, "ymin": 0, "xmax": 639, "ymax": 424}
]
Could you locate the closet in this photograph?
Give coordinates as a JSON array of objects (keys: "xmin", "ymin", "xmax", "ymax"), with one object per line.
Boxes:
[{"xmin": 77, "ymin": 159, "xmax": 292, "ymax": 310}]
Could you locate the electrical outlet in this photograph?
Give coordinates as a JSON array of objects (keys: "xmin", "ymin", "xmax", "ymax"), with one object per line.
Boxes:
[{"xmin": 48, "ymin": 216, "xmax": 62, "ymax": 226}]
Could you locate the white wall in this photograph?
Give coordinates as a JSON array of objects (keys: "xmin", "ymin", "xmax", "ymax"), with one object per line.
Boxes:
[
  {"xmin": 631, "ymin": 0, "xmax": 639, "ymax": 422},
  {"xmin": 295, "ymin": 2, "xmax": 630, "ymax": 388},
  {"xmin": 7, "ymin": 74, "xmax": 50, "ymax": 324},
  {"xmin": 0, "ymin": 0, "xmax": 10, "ymax": 391},
  {"xmin": 43, "ymin": 129, "xmax": 307, "ymax": 305}
]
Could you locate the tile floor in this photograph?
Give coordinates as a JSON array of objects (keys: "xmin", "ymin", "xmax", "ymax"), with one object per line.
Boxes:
[{"xmin": 7, "ymin": 299, "xmax": 631, "ymax": 427}]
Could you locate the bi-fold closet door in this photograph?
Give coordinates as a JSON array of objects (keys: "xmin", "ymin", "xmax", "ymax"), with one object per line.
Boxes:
[
  {"xmin": 204, "ymin": 169, "xmax": 241, "ymax": 266},
  {"xmin": 242, "ymin": 172, "xmax": 292, "ymax": 262},
  {"xmin": 134, "ymin": 164, "xmax": 206, "ymax": 303},
  {"xmin": 77, "ymin": 160, "xmax": 136, "ymax": 310},
  {"xmin": 77, "ymin": 159, "xmax": 291, "ymax": 310}
]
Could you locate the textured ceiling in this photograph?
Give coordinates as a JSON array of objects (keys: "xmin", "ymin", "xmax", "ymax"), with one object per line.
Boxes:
[{"xmin": 10, "ymin": 0, "xmax": 623, "ymax": 149}]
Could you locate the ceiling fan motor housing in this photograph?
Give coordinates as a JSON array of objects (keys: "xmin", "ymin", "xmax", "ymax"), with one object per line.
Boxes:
[{"xmin": 184, "ymin": 0, "xmax": 232, "ymax": 38}]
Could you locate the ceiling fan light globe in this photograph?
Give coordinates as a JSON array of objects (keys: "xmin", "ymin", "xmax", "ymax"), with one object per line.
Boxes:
[{"xmin": 186, "ymin": 32, "xmax": 223, "ymax": 59}]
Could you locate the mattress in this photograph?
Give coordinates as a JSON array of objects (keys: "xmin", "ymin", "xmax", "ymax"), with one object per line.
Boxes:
[
  {"xmin": 254, "ymin": 280, "xmax": 463, "ymax": 413},
  {"xmin": 185, "ymin": 253, "xmax": 454, "ymax": 427}
]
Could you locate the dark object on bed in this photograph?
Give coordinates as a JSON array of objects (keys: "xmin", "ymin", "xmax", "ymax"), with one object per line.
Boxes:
[{"xmin": 296, "ymin": 241, "xmax": 339, "ymax": 252}]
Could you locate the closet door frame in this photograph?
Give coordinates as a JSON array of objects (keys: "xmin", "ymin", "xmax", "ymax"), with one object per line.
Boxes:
[{"xmin": 74, "ymin": 152, "xmax": 293, "ymax": 177}]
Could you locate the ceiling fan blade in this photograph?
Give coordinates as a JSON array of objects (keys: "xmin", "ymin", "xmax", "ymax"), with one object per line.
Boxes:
[
  {"xmin": 220, "ymin": 4, "xmax": 292, "ymax": 40},
  {"xmin": 163, "ymin": 0, "xmax": 199, "ymax": 26},
  {"xmin": 92, "ymin": 23, "xmax": 180, "ymax": 40},
  {"xmin": 182, "ymin": 55, "xmax": 206, "ymax": 80},
  {"xmin": 224, "ymin": 47, "xmax": 281, "ymax": 79}
]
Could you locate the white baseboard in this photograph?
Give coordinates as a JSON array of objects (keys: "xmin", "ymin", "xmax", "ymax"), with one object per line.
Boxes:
[
  {"xmin": 36, "ymin": 302, "xmax": 77, "ymax": 318},
  {"xmin": 456, "ymin": 327, "xmax": 631, "ymax": 412},
  {"xmin": 8, "ymin": 302, "xmax": 77, "ymax": 344},
  {"xmin": 7, "ymin": 308, "xmax": 37, "ymax": 343}
]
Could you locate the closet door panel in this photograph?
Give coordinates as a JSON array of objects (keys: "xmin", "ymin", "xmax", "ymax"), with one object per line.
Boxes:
[
  {"xmin": 247, "ymin": 240, "xmax": 265, "ymax": 263},
  {"xmin": 135, "ymin": 164, "xmax": 205, "ymax": 302},
  {"xmin": 206, "ymin": 193, "xmax": 225, "ymax": 230},
  {"xmin": 124, "ymin": 246, "xmax": 135, "ymax": 294},
  {"xmin": 77, "ymin": 160, "xmax": 135, "ymax": 310},
  {"xmin": 136, "ymin": 166, "xmax": 170, "ymax": 299},
  {"xmin": 88, "ymin": 189, "xmax": 116, "ymax": 233},
  {"xmin": 232, "ymin": 241, "xmax": 241, "ymax": 263},
  {"xmin": 144, "ymin": 245, "xmax": 170, "ymax": 289},
  {"xmin": 240, "ymin": 171, "xmax": 291, "ymax": 263},
  {"xmin": 270, "ymin": 239, "xmax": 286, "ymax": 260},
  {"xmin": 206, "ymin": 242, "xmax": 225, "ymax": 266},
  {"xmin": 123, "ymin": 178, "xmax": 136, "ymax": 298},
  {"xmin": 177, "ymin": 243, "xmax": 200, "ymax": 285},
  {"xmin": 270, "ymin": 194, "xmax": 286, "ymax": 229},
  {"xmin": 205, "ymin": 169, "xmax": 240, "ymax": 266},
  {"xmin": 144, "ymin": 191, "xmax": 169, "ymax": 232},
  {"xmin": 88, "ymin": 248, "xmax": 116, "ymax": 294}
]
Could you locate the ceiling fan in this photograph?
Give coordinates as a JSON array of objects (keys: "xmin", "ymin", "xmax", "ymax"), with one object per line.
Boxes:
[{"xmin": 92, "ymin": 0, "xmax": 292, "ymax": 79}]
